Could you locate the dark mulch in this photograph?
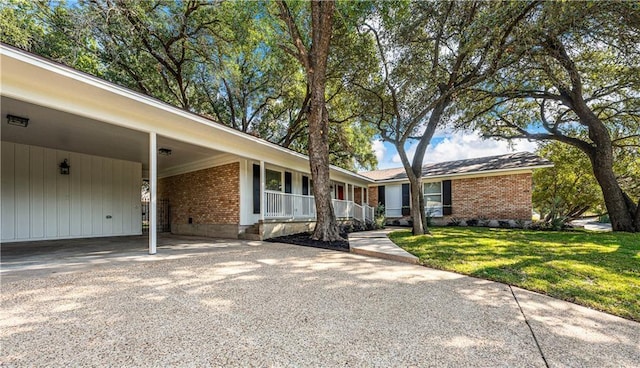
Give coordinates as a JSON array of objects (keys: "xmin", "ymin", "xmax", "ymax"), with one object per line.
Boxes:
[{"xmin": 265, "ymin": 232, "xmax": 350, "ymax": 252}]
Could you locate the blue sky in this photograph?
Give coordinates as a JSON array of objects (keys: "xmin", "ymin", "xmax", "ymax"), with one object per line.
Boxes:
[{"xmin": 371, "ymin": 130, "xmax": 539, "ymax": 170}]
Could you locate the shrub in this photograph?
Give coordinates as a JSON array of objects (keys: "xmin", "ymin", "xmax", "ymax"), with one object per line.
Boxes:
[
  {"xmin": 498, "ymin": 220, "xmax": 511, "ymax": 228},
  {"xmin": 447, "ymin": 217, "xmax": 462, "ymax": 226}
]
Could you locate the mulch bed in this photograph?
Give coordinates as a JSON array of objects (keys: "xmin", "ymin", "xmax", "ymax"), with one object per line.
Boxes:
[{"xmin": 265, "ymin": 232, "xmax": 350, "ymax": 252}]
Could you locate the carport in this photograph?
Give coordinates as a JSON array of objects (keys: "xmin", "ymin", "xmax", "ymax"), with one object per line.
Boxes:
[{"xmin": 0, "ymin": 44, "xmax": 253, "ymax": 254}]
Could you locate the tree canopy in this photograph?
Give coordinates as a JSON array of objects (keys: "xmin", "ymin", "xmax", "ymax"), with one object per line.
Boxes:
[
  {"xmin": 464, "ymin": 1, "xmax": 640, "ymax": 231},
  {"xmin": 2, "ymin": 0, "xmax": 639, "ymax": 232}
]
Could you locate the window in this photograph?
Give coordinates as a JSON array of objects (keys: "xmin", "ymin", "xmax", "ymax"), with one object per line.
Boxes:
[
  {"xmin": 423, "ymin": 182, "xmax": 443, "ymax": 217},
  {"xmin": 266, "ymin": 169, "xmax": 282, "ymax": 191}
]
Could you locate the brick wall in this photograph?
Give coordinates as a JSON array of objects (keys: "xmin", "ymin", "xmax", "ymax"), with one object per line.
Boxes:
[
  {"xmin": 354, "ymin": 187, "xmax": 362, "ymax": 205},
  {"xmin": 368, "ymin": 186, "xmax": 378, "ymax": 207},
  {"xmin": 158, "ymin": 162, "xmax": 240, "ymax": 225},
  {"xmin": 451, "ymin": 173, "xmax": 532, "ymax": 220}
]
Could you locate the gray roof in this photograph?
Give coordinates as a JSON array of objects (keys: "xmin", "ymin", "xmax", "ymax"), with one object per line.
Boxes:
[{"xmin": 360, "ymin": 152, "xmax": 553, "ymax": 181}]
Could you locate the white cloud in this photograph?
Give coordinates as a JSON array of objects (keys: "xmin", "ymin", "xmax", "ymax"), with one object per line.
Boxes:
[
  {"xmin": 372, "ymin": 139, "xmax": 387, "ymax": 162},
  {"xmin": 423, "ymin": 131, "xmax": 539, "ymax": 163},
  {"xmin": 389, "ymin": 131, "xmax": 539, "ymax": 166}
]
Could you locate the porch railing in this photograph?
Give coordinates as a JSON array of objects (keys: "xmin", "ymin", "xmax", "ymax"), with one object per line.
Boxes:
[
  {"xmin": 264, "ymin": 190, "xmax": 316, "ymax": 220},
  {"xmin": 264, "ymin": 190, "xmax": 375, "ymax": 223},
  {"xmin": 332, "ymin": 199, "xmax": 353, "ymax": 219}
]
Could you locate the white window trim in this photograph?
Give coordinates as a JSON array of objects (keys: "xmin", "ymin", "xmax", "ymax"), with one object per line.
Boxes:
[{"xmin": 423, "ymin": 181, "xmax": 443, "ymax": 217}]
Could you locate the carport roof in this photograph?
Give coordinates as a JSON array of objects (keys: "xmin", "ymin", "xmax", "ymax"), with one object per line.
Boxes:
[{"xmin": 0, "ymin": 43, "xmax": 374, "ymax": 184}]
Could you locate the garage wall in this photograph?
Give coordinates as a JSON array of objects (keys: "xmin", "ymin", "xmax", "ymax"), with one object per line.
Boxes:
[{"xmin": 1, "ymin": 142, "xmax": 142, "ymax": 242}]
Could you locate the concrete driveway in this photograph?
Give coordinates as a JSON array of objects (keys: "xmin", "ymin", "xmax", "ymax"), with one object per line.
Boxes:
[{"xmin": 1, "ymin": 236, "xmax": 638, "ymax": 367}]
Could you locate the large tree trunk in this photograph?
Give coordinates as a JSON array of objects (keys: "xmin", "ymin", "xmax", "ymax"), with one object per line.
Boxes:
[
  {"xmin": 307, "ymin": 0, "xmax": 341, "ymax": 241},
  {"xmin": 572, "ymin": 96, "xmax": 639, "ymax": 232},
  {"xmin": 407, "ymin": 173, "xmax": 426, "ymax": 235},
  {"xmin": 545, "ymin": 35, "xmax": 639, "ymax": 232},
  {"xmin": 276, "ymin": 0, "xmax": 339, "ymax": 240},
  {"xmin": 407, "ymin": 97, "xmax": 450, "ymax": 235},
  {"xmin": 309, "ymin": 102, "xmax": 341, "ymax": 241}
]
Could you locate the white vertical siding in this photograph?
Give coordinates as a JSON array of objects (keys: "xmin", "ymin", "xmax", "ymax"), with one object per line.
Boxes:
[
  {"xmin": 112, "ymin": 160, "xmax": 123, "ymax": 234},
  {"xmin": 102, "ymin": 159, "xmax": 113, "ymax": 234},
  {"xmin": 1, "ymin": 143, "xmax": 16, "ymax": 240},
  {"xmin": 15, "ymin": 144, "xmax": 30, "ymax": 239},
  {"xmin": 44, "ymin": 148, "xmax": 58, "ymax": 237},
  {"xmin": 29, "ymin": 146, "xmax": 44, "ymax": 238},
  {"xmin": 0, "ymin": 142, "xmax": 142, "ymax": 242},
  {"xmin": 56, "ymin": 150, "xmax": 70, "ymax": 237}
]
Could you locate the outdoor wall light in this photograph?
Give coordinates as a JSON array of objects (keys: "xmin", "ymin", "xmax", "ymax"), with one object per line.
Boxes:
[
  {"xmin": 59, "ymin": 159, "xmax": 70, "ymax": 175},
  {"xmin": 6, "ymin": 114, "xmax": 29, "ymax": 127},
  {"xmin": 158, "ymin": 148, "xmax": 172, "ymax": 156}
]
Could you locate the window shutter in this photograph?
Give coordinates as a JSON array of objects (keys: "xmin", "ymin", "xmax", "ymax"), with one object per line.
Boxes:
[
  {"xmin": 284, "ymin": 172, "xmax": 292, "ymax": 194},
  {"xmin": 378, "ymin": 185, "xmax": 386, "ymax": 206},
  {"xmin": 443, "ymin": 180, "xmax": 452, "ymax": 215},
  {"xmin": 302, "ymin": 176, "xmax": 309, "ymax": 195},
  {"xmin": 252, "ymin": 164, "xmax": 260, "ymax": 214},
  {"xmin": 402, "ymin": 183, "xmax": 410, "ymax": 216}
]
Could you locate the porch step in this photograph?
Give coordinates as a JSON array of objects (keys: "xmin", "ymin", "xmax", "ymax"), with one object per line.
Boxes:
[{"xmin": 239, "ymin": 223, "xmax": 262, "ymax": 241}]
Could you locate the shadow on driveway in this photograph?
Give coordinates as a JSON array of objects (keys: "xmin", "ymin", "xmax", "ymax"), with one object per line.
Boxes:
[{"xmin": 2, "ymin": 236, "xmax": 638, "ymax": 366}]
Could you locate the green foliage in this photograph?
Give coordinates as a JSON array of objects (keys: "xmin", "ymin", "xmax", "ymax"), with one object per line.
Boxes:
[
  {"xmin": 460, "ymin": 1, "xmax": 640, "ymax": 231},
  {"xmin": 390, "ymin": 227, "xmax": 640, "ymax": 321},
  {"xmin": 533, "ymin": 142, "xmax": 604, "ymax": 222},
  {"xmin": 1, "ymin": 0, "xmax": 378, "ymax": 170},
  {"xmin": 374, "ymin": 204, "xmax": 386, "ymax": 228}
]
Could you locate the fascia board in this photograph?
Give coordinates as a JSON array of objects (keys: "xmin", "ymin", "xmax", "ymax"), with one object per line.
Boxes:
[
  {"xmin": 1, "ymin": 45, "xmax": 373, "ymax": 183},
  {"xmin": 369, "ymin": 166, "xmax": 554, "ymax": 185}
]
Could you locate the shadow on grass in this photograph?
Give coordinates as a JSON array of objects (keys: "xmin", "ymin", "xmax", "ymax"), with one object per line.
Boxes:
[{"xmin": 391, "ymin": 227, "xmax": 640, "ymax": 321}]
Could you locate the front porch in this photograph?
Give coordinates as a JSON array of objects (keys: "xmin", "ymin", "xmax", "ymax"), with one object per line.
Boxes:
[{"xmin": 263, "ymin": 191, "xmax": 376, "ymax": 223}]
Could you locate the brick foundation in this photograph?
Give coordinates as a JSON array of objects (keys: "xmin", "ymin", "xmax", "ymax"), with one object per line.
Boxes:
[{"xmin": 159, "ymin": 162, "xmax": 240, "ymax": 238}]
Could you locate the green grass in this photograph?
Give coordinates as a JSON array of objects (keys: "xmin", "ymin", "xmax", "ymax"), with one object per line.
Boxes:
[{"xmin": 389, "ymin": 227, "xmax": 640, "ymax": 321}]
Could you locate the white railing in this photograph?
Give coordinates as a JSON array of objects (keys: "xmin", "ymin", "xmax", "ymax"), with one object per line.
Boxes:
[
  {"xmin": 365, "ymin": 204, "xmax": 375, "ymax": 222},
  {"xmin": 264, "ymin": 190, "xmax": 316, "ymax": 220},
  {"xmin": 353, "ymin": 203, "xmax": 364, "ymax": 221},
  {"xmin": 332, "ymin": 199, "xmax": 353, "ymax": 219},
  {"xmin": 264, "ymin": 191, "xmax": 376, "ymax": 223}
]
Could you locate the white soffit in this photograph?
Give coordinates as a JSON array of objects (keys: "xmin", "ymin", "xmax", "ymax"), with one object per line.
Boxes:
[{"xmin": 0, "ymin": 44, "xmax": 374, "ymax": 184}]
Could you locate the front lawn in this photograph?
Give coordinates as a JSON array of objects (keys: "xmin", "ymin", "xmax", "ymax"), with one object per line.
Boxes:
[{"xmin": 389, "ymin": 227, "xmax": 640, "ymax": 321}]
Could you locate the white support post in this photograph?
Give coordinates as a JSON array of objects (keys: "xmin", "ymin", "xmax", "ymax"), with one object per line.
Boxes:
[
  {"xmin": 259, "ymin": 160, "xmax": 265, "ymax": 221},
  {"xmin": 360, "ymin": 186, "xmax": 365, "ymax": 206},
  {"xmin": 149, "ymin": 132, "xmax": 157, "ymax": 255},
  {"xmin": 350, "ymin": 184, "xmax": 355, "ymax": 203}
]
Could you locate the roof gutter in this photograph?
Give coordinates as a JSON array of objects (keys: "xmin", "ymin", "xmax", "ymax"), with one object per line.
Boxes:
[{"xmin": 369, "ymin": 164, "xmax": 555, "ymax": 184}]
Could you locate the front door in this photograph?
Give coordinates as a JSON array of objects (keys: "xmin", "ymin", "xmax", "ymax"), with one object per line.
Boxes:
[{"xmin": 337, "ymin": 185, "xmax": 344, "ymax": 200}]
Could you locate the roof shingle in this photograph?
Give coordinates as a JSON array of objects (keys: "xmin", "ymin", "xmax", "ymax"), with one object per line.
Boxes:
[{"xmin": 360, "ymin": 152, "xmax": 552, "ymax": 181}]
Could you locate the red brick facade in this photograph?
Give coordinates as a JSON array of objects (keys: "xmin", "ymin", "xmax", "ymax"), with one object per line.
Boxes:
[
  {"xmin": 354, "ymin": 187, "xmax": 362, "ymax": 205},
  {"xmin": 158, "ymin": 162, "xmax": 240, "ymax": 225},
  {"xmin": 368, "ymin": 186, "xmax": 379, "ymax": 208},
  {"xmin": 451, "ymin": 173, "xmax": 532, "ymax": 220}
]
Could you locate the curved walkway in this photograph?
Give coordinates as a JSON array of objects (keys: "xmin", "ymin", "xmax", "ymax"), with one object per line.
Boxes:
[
  {"xmin": 1, "ymin": 235, "xmax": 638, "ymax": 366},
  {"xmin": 349, "ymin": 227, "xmax": 418, "ymax": 264}
]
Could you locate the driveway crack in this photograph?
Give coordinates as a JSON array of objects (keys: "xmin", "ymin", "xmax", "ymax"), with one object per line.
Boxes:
[{"xmin": 509, "ymin": 285, "xmax": 549, "ymax": 368}]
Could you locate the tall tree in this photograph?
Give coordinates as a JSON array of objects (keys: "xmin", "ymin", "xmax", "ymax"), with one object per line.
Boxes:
[
  {"xmin": 21, "ymin": 0, "xmax": 378, "ymax": 170},
  {"xmin": 533, "ymin": 142, "xmax": 604, "ymax": 224},
  {"xmin": 466, "ymin": 1, "xmax": 640, "ymax": 232},
  {"xmin": 275, "ymin": 0, "xmax": 342, "ymax": 241},
  {"xmin": 360, "ymin": 1, "xmax": 537, "ymax": 234}
]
